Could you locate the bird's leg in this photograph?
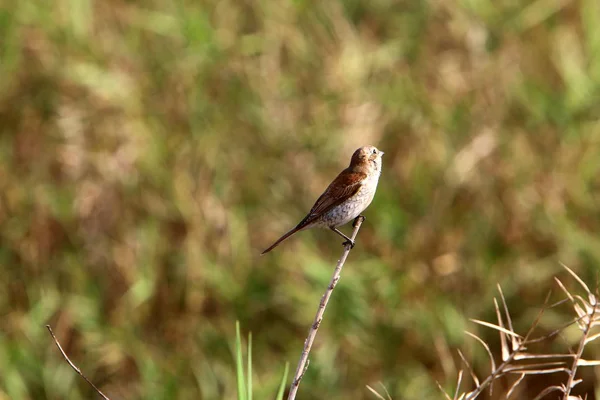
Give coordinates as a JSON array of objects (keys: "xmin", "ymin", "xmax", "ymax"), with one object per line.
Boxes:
[
  {"xmin": 353, "ymin": 215, "xmax": 365, "ymax": 228},
  {"xmin": 330, "ymin": 227, "xmax": 355, "ymax": 248}
]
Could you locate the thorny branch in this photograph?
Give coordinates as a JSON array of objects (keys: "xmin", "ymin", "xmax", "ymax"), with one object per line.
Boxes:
[{"xmin": 442, "ymin": 265, "xmax": 600, "ymax": 400}]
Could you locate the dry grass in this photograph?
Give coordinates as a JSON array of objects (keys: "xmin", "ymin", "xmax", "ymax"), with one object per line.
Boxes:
[{"xmin": 444, "ymin": 265, "xmax": 600, "ymax": 399}]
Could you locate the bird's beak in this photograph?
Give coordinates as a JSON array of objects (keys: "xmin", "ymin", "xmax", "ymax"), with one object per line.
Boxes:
[{"xmin": 380, "ymin": 151, "xmax": 385, "ymax": 156}]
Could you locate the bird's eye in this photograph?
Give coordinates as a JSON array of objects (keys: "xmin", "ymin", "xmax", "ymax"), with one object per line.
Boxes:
[{"xmin": 372, "ymin": 149, "xmax": 377, "ymax": 154}]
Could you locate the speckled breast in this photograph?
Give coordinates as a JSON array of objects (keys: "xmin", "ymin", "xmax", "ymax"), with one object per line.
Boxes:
[{"xmin": 317, "ymin": 174, "xmax": 380, "ymax": 228}]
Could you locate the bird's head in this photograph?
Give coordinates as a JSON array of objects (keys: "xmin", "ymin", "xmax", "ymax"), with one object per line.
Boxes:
[{"xmin": 350, "ymin": 145, "xmax": 384, "ymax": 172}]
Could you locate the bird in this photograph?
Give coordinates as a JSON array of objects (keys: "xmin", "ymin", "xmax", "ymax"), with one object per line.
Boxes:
[{"xmin": 261, "ymin": 145, "xmax": 384, "ymax": 254}]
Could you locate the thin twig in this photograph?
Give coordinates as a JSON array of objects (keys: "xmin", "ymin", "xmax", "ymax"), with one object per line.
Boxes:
[
  {"xmin": 563, "ymin": 292, "xmax": 598, "ymax": 399},
  {"xmin": 463, "ymin": 292, "xmax": 552, "ymax": 400},
  {"xmin": 46, "ymin": 325, "xmax": 110, "ymax": 400},
  {"xmin": 287, "ymin": 216, "xmax": 365, "ymax": 400},
  {"xmin": 454, "ymin": 269, "xmax": 600, "ymax": 399}
]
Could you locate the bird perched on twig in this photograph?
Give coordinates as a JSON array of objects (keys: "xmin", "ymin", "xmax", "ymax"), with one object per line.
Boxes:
[{"xmin": 261, "ymin": 146, "xmax": 384, "ymax": 254}]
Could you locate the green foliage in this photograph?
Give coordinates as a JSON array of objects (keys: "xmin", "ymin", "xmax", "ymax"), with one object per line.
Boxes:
[
  {"xmin": 235, "ymin": 322, "xmax": 250, "ymax": 400},
  {"xmin": 275, "ymin": 363, "xmax": 289, "ymax": 400},
  {"xmin": 235, "ymin": 322, "xmax": 287, "ymax": 400},
  {"xmin": 1, "ymin": 0, "xmax": 600, "ymax": 399}
]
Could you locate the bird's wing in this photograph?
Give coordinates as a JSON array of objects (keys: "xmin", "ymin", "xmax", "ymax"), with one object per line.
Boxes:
[{"xmin": 296, "ymin": 169, "xmax": 366, "ymax": 228}]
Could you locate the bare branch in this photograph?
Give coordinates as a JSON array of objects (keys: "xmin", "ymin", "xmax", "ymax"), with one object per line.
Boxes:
[
  {"xmin": 562, "ymin": 268, "xmax": 599, "ymax": 399},
  {"xmin": 555, "ymin": 278, "xmax": 575, "ymax": 303},
  {"xmin": 533, "ymin": 385, "xmax": 565, "ymax": 400},
  {"xmin": 524, "ymin": 315, "xmax": 587, "ymax": 345},
  {"xmin": 464, "ymin": 331, "xmax": 496, "ymax": 373},
  {"xmin": 46, "ymin": 325, "xmax": 110, "ymax": 400},
  {"xmin": 497, "ymin": 285, "xmax": 520, "ymax": 352},
  {"xmin": 435, "ymin": 380, "xmax": 453, "ymax": 400},
  {"xmin": 576, "ymin": 359, "xmax": 600, "ymax": 366},
  {"xmin": 457, "ymin": 349, "xmax": 479, "ymax": 387},
  {"xmin": 513, "ymin": 353, "xmax": 575, "ymax": 360},
  {"xmin": 452, "ymin": 276, "xmax": 596, "ymax": 399},
  {"xmin": 453, "ymin": 370, "xmax": 464, "ymax": 400},
  {"xmin": 562, "ymin": 263, "xmax": 592, "ymax": 295},
  {"xmin": 504, "ymin": 361, "xmax": 567, "ymax": 372},
  {"xmin": 511, "ymin": 367, "xmax": 570, "ymax": 375},
  {"xmin": 366, "ymin": 382, "xmax": 392, "ymax": 400},
  {"xmin": 506, "ymin": 373, "xmax": 524, "ymax": 398},
  {"xmin": 493, "ymin": 298, "xmax": 510, "ymax": 361},
  {"xmin": 378, "ymin": 382, "xmax": 392, "ymax": 400},
  {"xmin": 287, "ymin": 216, "xmax": 365, "ymax": 400},
  {"xmin": 469, "ymin": 319, "xmax": 522, "ymax": 338},
  {"xmin": 584, "ymin": 332, "xmax": 600, "ymax": 344}
]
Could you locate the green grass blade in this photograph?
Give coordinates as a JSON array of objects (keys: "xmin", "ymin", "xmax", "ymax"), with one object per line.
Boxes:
[
  {"xmin": 247, "ymin": 332, "xmax": 252, "ymax": 400},
  {"xmin": 235, "ymin": 321, "xmax": 246, "ymax": 400},
  {"xmin": 275, "ymin": 362, "xmax": 290, "ymax": 400}
]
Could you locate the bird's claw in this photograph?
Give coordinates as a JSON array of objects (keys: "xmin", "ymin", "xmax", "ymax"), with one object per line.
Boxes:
[{"xmin": 342, "ymin": 239, "xmax": 355, "ymax": 249}]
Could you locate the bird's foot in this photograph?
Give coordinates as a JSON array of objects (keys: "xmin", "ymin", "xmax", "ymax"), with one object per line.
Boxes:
[{"xmin": 342, "ymin": 239, "xmax": 355, "ymax": 249}]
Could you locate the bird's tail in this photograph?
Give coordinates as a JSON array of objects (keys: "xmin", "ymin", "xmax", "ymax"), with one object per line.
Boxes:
[{"xmin": 261, "ymin": 225, "xmax": 305, "ymax": 255}]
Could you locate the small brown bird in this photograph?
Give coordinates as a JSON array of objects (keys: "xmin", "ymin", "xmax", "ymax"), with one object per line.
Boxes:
[{"xmin": 261, "ymin": 145, "xmax": 384, "ymax": 254}]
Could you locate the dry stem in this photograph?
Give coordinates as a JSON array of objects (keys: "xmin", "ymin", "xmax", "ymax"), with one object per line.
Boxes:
[
  {"xmin": 46, "ymin": 325, "xmax": 111, "ymax": 400},
  {"xmin": 287, "ymin": 215, "xmax": 365, "ymax": 400},
  {"xmin": 445, "ymin": 265, "xmax": 600, "ymax": 400}
]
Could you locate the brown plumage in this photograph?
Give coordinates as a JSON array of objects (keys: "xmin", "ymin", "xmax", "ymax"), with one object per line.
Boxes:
[{"xmin": 261, "ymin": 146, "xmax": 384, "ymax": 254}]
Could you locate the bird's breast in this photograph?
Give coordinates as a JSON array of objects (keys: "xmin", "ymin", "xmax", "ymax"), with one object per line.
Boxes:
[{"xmin": 315, "ymin": 168, "xmax": 381, "ymax": 228}]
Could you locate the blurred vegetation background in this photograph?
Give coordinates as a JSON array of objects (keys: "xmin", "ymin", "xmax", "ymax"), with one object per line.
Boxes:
[{"xmin": 1, "ymin": 0, "xmax": 600, "ymax": 399}]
